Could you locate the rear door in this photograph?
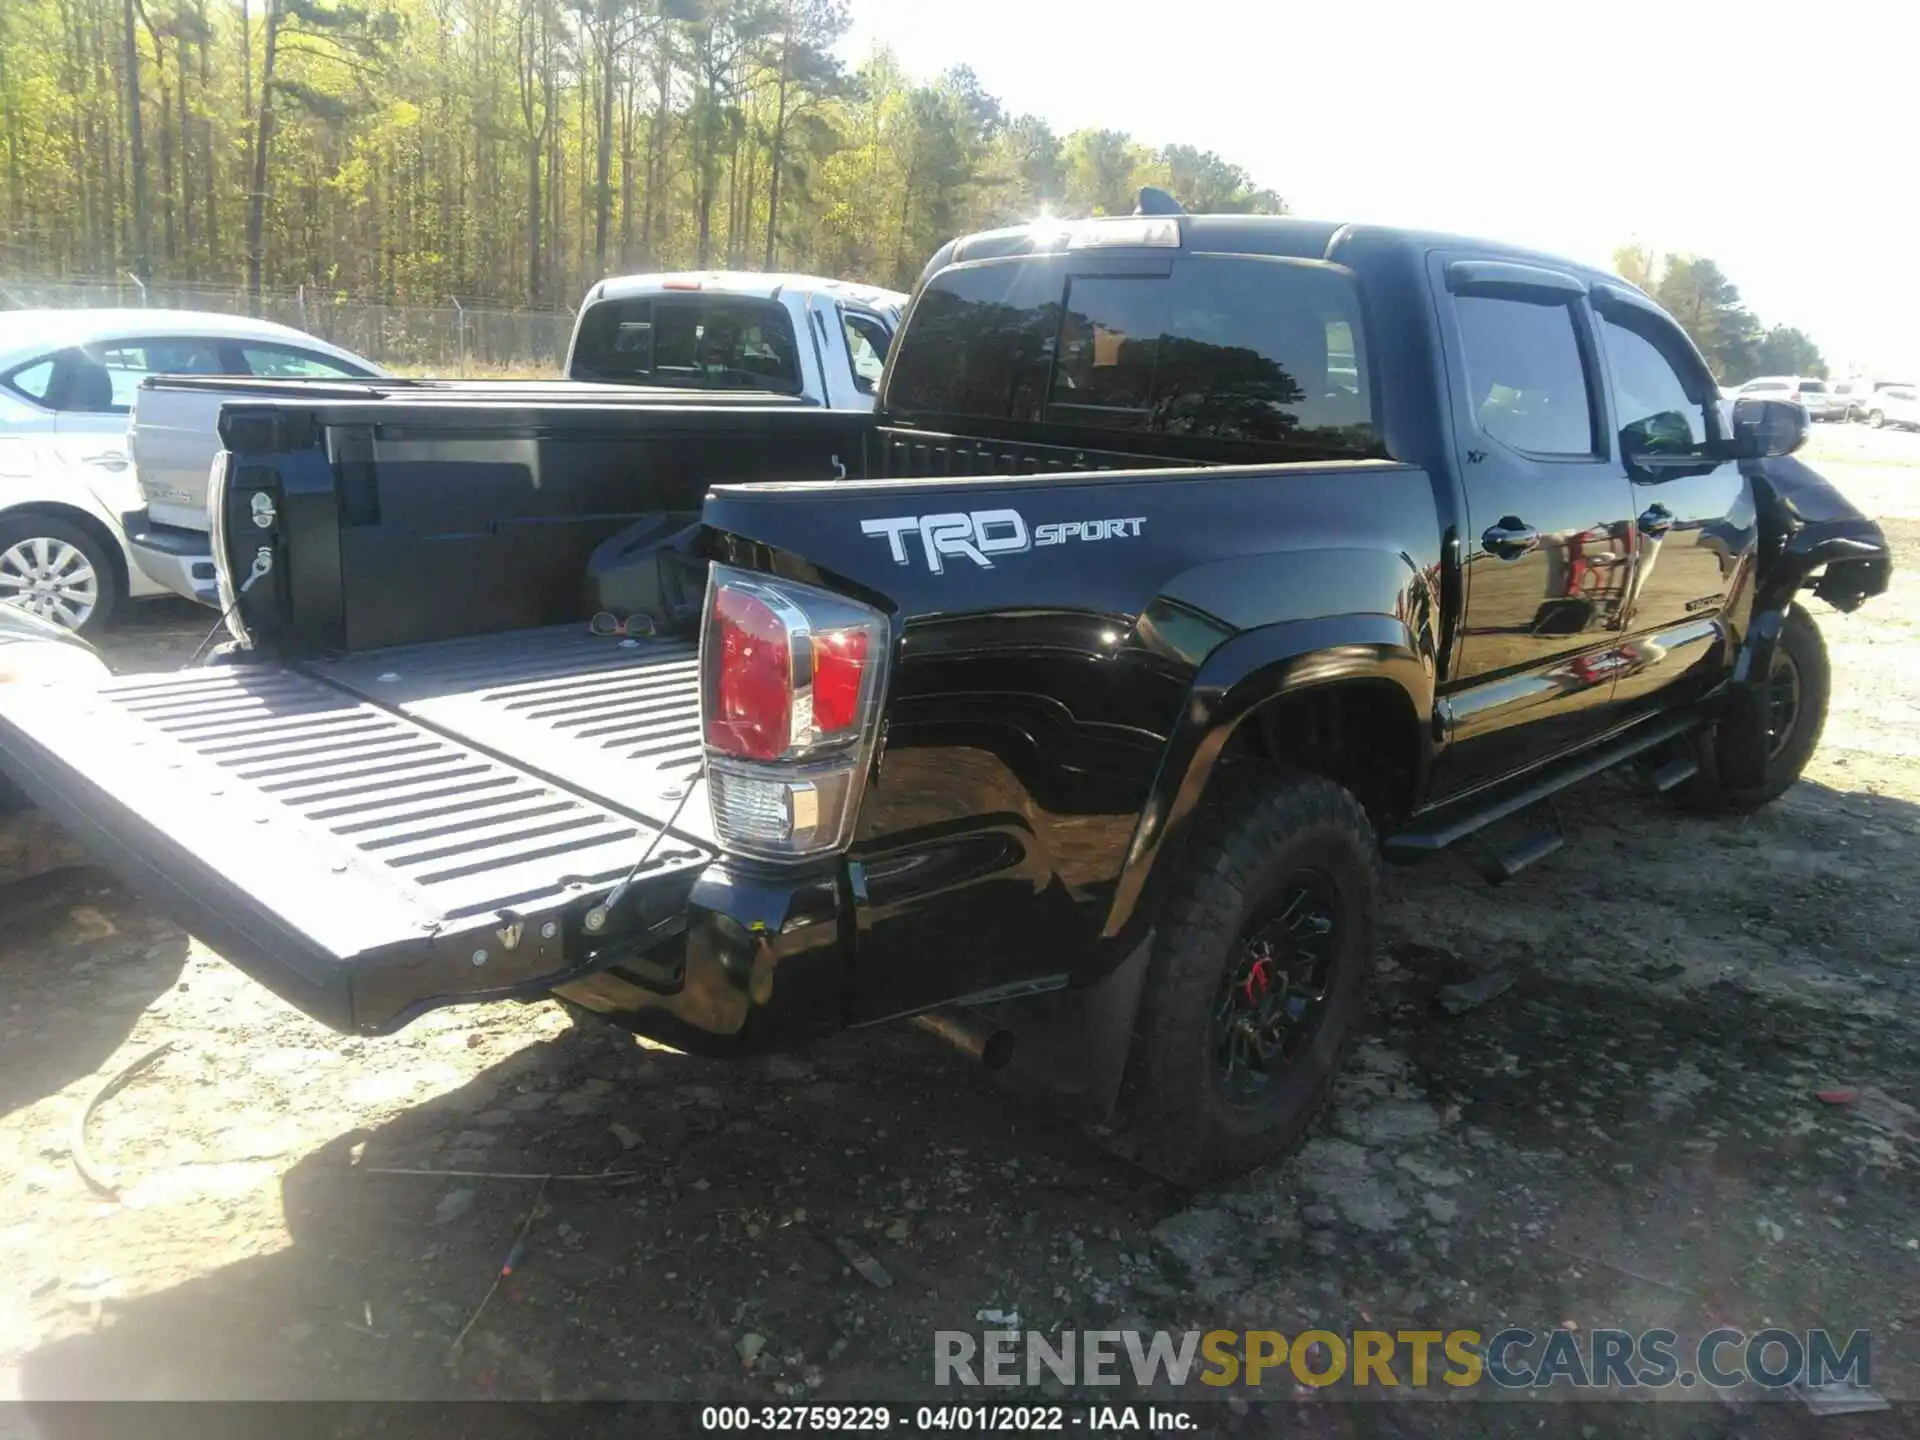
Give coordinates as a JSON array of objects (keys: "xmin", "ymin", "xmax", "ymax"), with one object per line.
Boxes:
[{"xmin": 1431, "ymin": 258, "xmax": 1639, "ymax": 791}]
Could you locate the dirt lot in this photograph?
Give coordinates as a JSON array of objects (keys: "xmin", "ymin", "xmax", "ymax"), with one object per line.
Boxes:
[{"xmin": 1, "ymin": 428, "xmax": 1916, "ymax": 1435}]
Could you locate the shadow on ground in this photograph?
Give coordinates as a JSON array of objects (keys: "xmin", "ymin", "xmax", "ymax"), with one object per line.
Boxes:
[
  {"xmin": 10, "ymin": 768, "xmax": 1918, "ymax": 1440},
  {"xmin": 0, "ymin": 810, "xmax": 190, "ymax": 1117}
]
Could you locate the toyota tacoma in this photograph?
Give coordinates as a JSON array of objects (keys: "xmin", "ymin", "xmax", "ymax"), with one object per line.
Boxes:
[{"xmin": 0, "ymin": 202, "xmax": 1890, "ymax": 1183}]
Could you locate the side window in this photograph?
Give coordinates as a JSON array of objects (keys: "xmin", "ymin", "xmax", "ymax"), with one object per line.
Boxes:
[
  {"xmin": 840, "ymin": 309, "xmax": 891, "ymax": 393},
  {"xmin": 87, "ymin": 337, "xmax": 225, "ymax": 411},
  {"xmin": 2, "ymin": 357, "xmax": 57, "ymax": 406},
  {"xmin": 1600, "ymin": 312, "xmax": 1710, "ymax": 451},
  {"xmin": 240, "ymin": 344, "xmax": 368, "ymax": 380},
  {"xmin": 1453, "ymin": 294, "xmax": 1598, "ymax": 457}
]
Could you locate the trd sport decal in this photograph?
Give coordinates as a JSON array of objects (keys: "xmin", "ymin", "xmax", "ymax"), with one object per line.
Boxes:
[{"xmin": 860, "ymin": 509, "xmax": 1147, "ymax": 574}]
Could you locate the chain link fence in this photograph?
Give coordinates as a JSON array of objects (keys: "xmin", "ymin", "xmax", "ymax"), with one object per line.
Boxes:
[{"xmin": 0, "ymin": 276, "xmax": 576, "ymax": 377}]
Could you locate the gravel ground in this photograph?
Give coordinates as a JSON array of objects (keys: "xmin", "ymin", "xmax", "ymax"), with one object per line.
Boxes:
[{"xmin": 0, "ymin": 428, "xmax": 1915, "ymax": 1437}]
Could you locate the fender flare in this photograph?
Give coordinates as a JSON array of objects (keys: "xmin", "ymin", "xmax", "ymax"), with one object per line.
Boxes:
[{"xmin": 1096, "ymin": 612, "xmax": 1434, "ymax": 965}]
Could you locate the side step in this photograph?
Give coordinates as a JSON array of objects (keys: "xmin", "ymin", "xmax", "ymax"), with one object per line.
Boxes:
[
  {"xmin": 1468, "ymin": 799, "xmax": 1566, "ymax": 883},
  {"xmin": 1386, "ymin": 711, "xmax": 1702, "ymax": 863},
  {"xmin": 1647, "ymin": 752, "xmax": 1700, "ymax": 793}
]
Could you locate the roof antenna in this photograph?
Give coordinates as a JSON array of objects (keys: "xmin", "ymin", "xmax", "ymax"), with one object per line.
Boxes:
[{"xmin": 1134, "ymin": 187, "xmax": 1186, "ymax": 217}]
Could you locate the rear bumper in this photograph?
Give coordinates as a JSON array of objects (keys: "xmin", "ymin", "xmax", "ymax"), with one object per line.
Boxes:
[
  {"xmin": 121, "ymin": 509, "xmax": 219, "ymax": 606},
  {"xmin": 554, "ymin": 860, "xmax": 849, "ymax": 1055}
]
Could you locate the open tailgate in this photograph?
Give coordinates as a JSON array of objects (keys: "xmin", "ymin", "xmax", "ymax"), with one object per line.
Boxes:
[{"xmin": 0, "ymin": 660, "xmax": 712, "ymax": 1033}]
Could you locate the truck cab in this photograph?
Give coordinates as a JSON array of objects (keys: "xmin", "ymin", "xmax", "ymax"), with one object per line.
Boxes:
[{"xmin": 566, "ymin": 272, "xmax": 907, "ymax": 411}]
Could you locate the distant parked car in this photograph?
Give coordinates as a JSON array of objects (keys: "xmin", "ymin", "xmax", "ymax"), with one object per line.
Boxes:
[
  {"xmin": 566, "ymin": 271, "xmax": 908, "ymax": 410},
  {"xmin": 1859, "ymin": 384, "xmax": 1920, "ymax": 431},
  {"xmin": 1728, "ymin": 375, "xmax": 1847, "ymax": 422},
  {"xmin": 1832, "ymin": 379, "xmax": 1875, "ymax": 422},
  {"xmin": 0, "ymin": 309, "xmax": 381, "ymax": 632}
]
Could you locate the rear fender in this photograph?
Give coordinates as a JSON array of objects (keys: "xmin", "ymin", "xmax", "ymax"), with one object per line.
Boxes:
[{"xmin": 1099, "ymin": 613, "xmax": 1434, "ymax": 962}]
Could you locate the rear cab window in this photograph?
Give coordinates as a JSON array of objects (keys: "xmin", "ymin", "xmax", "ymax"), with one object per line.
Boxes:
[
  {"xmin": 885, "ymin": 254, "xmax": 1377, "ymax": 456},
  {"xmin": 570, "ymin": 294, "xmax": 803, "ymax": 395}
]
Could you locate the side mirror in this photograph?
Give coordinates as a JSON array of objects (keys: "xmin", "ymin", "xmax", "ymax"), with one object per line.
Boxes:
[
  {"xmin": 1621, "ymin": 409, "xmax": 1698, "ymax": 461},
  {"xmin": 1730, "ymin": 396, "xmax": 1809, "ymax": 459}
]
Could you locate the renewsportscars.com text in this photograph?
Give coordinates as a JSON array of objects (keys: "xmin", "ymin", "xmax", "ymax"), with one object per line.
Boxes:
[{"xmin": 934, "ymin": 1327, "xmax": 1873, "ymax": 1393}]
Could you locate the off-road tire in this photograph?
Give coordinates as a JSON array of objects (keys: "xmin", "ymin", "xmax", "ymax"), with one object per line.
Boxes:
[
  {"xmin": 1110, "ymin": 769, "xmax": 1378, "ymax": 1186},
  {"xmin": 1677, "ymin": 605, "xmax": 1830, "ymax": 814}
]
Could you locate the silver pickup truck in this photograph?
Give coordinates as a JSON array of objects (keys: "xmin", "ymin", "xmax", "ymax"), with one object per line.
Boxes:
[{"xmin": 127, "ymin": 271, "xmax": 906, "ymax": 606}]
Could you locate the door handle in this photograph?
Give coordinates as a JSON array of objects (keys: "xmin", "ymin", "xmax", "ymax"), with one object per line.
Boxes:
[
  {"xmin": 82, "ymin": 451, "xmax": 130, "ymax": 472},
  {"xmin": 1637, "ymin": 504, "xmax": 1674, "ymax": 537},
  {"xmin": 1481, "ymin": 518, "xmax": 1539, "ymax": 559}
]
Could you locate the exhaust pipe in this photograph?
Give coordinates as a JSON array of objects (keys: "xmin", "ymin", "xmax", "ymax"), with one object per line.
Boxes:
[{"xmin": 910, "ymin": 1007, "xmax": 1017, "ymax": 1072}]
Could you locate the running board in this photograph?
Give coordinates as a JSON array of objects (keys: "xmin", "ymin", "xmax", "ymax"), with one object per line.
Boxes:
[{"xmin": 1386, "ymin": 712, "xmax": 1702, "ymax": 860}]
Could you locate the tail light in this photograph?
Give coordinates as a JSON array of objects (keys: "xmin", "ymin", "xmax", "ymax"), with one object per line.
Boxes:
[{"xmin": 699, "ymin": 564, "xmax": 889, "ymax": 861}]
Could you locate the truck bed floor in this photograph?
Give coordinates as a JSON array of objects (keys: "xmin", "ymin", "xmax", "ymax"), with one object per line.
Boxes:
[{"xmin": 309, "ymin": 625, "xmax": 711, "ymax": 842}]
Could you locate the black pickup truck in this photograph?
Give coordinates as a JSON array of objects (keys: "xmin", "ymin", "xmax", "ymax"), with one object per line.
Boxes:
[{"xmin": 0, "ymin": 205, "xmax": 1891, "ymax": 1183}]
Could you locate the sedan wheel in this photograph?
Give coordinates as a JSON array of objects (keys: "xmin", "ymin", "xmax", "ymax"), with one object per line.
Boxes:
[
  {"xmin": 0, "ymin": 520, "xmax": 118, "ymax": 635},
  {"xmin": 1868, "ymin": 409, "xmax": 1886, "ymax": 429}
]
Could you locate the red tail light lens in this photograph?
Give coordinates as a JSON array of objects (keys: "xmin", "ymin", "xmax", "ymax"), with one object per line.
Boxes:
[
  {"xmin": 810, "ymin": 629, "xmax": 870, "ymax": 735},
  {"xmin": 700, "ymin": 566, "xmax": 890, "ymax": 860},
  {"xmin": 706, "ymin": 586, "xmax": 792, "ymax": 761}
]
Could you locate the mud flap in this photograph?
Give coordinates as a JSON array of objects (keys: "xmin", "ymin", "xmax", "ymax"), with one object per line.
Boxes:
[{"xmin": 981, "ymin": 932, "xmax": 1155, "ymax": 1124}]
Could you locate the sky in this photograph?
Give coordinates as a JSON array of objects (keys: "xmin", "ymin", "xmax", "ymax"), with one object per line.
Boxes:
[{"xmin": 841, "ymin": 0, "xmax": 1920, "ymax": 379}]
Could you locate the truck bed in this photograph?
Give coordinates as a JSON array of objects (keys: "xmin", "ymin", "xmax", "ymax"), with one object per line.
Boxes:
[
  {"xmin": 309, "ymin": 626, "xmax": 710, "ymax": 842},
  {"xmin": 0, "ymin": 628, "xmax": 713, "ymax": 1033}
]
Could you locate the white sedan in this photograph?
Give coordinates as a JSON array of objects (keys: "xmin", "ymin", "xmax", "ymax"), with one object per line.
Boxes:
[{"xmin": 0, "ymin": 309, "xmax": 379, "ymax": 634}]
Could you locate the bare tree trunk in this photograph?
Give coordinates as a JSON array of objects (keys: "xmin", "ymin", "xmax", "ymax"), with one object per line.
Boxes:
[
  {"xmin": 738, "ymin": 118, "xmax": 757, "ymax": 269},
  {"xmin": 140, "ymin": 4, "xmax": 176, "ymax": 265},
  {"xmin": 239, "ymin": 0, "xmax": 251, "ymax": 119},
  {"xmin": 121, "ymin": 0, "xmax": 151, "ymax": 280},
  {"xmin": 893, "ymin": 149, "xmax": 915, "ymax": 281},
  {"xmin": 243, "ymin": 0, "xmax": 279, "ymax": 309},
  {"xmin": 517, "ymin": 0, "xmax": 544, "ymax": 306},
  {"xmin": 591, "ymin": 0, "xmax": 615, "ymax": 275},
  {"xmin": 0, "ymin": 56, "xmax": 20, "ymax": 242},
  {"xmin": 617, "ymin": 74, "xmax": 635, "ymax": 267},
  {"xmin": 524, "ymin": 130, "xmax": 541, "ymax": 304},
  {"xmin": 639, "ymin": 41, "xmax": 668, "ymax": 268},
  {"xmin": 104, "ymin": 10, "xmax": 128, "ymax": 265},
  {"xmin": 177, "ymin": 29, "xmax": 194, "ymax": 260},
  {"xmin": 724, "ymin": 111, "xmax": 739, "ymax": 265},
  {"xmin": 195, "ymin": 1, "xmax": 215, "ymax": 271},
  {"xmin": 762, "ymin": 29, "xmax": 788, "ymax": 271}
]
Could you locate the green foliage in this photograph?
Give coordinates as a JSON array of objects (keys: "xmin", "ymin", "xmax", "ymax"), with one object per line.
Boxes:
[
  {"xmin": 1753, "ymin": 325, "xmax": 1828, "ymax": 380},
  {"xmin": 1613, "ymin": 244, "xmax": 1825, "ymax": 385},
  {"xmin": 0, "ymin": 0, "xmax": 1284, "ymax": 303}
]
